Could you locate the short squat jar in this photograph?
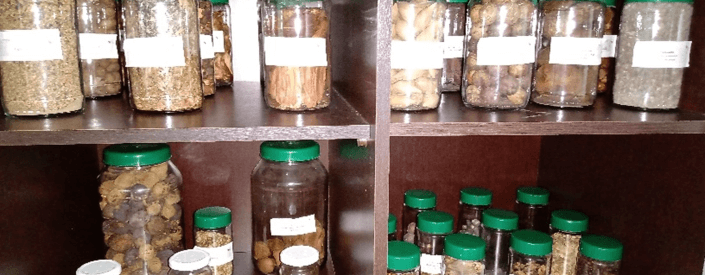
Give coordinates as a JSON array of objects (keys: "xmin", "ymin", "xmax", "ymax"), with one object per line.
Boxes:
[
  {"xmin": 481, "ymin": 209, "xmax": 518, "ymax": 275},
  {"xmin": 416, "ymin": 211, "xmax": 454, "ymax": 275},
  {"xmin": 549, "ymin": 210, "xmax": 589, "ymax": 275},
  {"xmin": 76, "ymin": 259, "xmax": 121, "ymax": 275},
  {"xmin": 212, "ymin": 0, "xmax": 233, "ymax": 87},
  {"xmin": 443, "ymin": 234, "xmax": 486, "ymax": 275},
  {"xmin": 508, "ymin": 230, "xmax": 552, "ymax": 275},
  {"xmin": 576, "ymin": 235, "xmax": 623, "ymax": 275},
  {"xmin": 77, "ymin": 0, "xmax": 123, "ymax": 98},
  {"xmin": 279, "ymin": 246, "xmax": 321, "ymax": 275},
  {"xmin": 390, "ymin": 214, "xmax": 399, "ymax": 241},
  {"xmin": 457, "ymin": 187, "xmax": 492, "ymax": 236},
  {"xmin": 402, "ymin": 190, "xmax": 437, "ymax": 243},
  {"xmin": 169, "ymin": 249, "xmax": 213, "ymax": 275},
  {"xmin": 515, "ymin": 186, "xmax": 550, "ymax": 232},
  {"xmin": 388, "ymin": 240, "xmax": 421, "ymax": 275},
  {"xmin": 194, "ymin": 207, "xmax": 234, "ymax": 275},
  {"xmin": 441, "ymin": 0, "xmax": 468, "ymax": 92}
]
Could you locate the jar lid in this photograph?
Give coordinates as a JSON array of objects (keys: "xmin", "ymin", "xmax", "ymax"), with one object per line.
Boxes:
[
  {"xmin": 273, "ymin": 0, "xmax": 324, "ymax": 7},
  {"xmin": 388, "ymin": 241, "xmax": 421, "ymax": 271},
  {"xmin": 404, "ymin": 189, "xmax": 437, "ymax": 209},
  {"xmin": 551, "ymin": 210, "xmax": 588, "ymax": 233},
  {"xmin": 460, "ymin": 187, "xmax": 492, "ymax": 206},
  {"xmin": 194, "ymin": 206, "xmax": 232, "ymax": 229},
  {"xmin": 211, "ymin": 0, "xmax": 228, "ymax": 4},
  {"xmin": 103, "ymin": 144, "xmax": 171, "ymax": 167},
  {"xmin": 482, "ymin": 209, "xmax": 518, "ymax": 230},
  {"xmin": 543, "ymin": 0, "xmax": 603, "ymax": 3},
  {"xmin": 603, "ymin": 0, "xmax": 616, "ymax": 6},
  {"xmin": 76, "ymin": 260, "xmax": 121, "ymax": 275},
  {"xmin": 511, "ymin": 230, "xmax": 553, "ymax": 257},
  {"xmin": 626, "ymin": 0, "xmax": 692, "ymax": 3},
  {"xmin": 169, "ymin": 249, "xmax": 210, "ymax": 271},
  {"xmin": 280, "ymin": 246, "xmax": 320, "ymax": 267},
  {"xmin": 388, "ymin": 214, "xmax": 397, "ymax": 234},
  {"xmin": 447, "ymin": 0, "xmax": 469, "ymax": 3},
  {"xmin": 580, "ymin": 235, "xmax": 624, "ymax": 262},
  {"xmin": 516, "ymin": 187, "xmax": 549, "ymax": 205},
  {"xmin": 417, "ymin": 211, "xmax": 453, "ymax": 234},
  {"xmin": 444, "ymin": 234, "xmax": 485, "ymax": 261},
  {"xmin": 260, "ymin": 140, "xmax": 320, "ymax": 162}
]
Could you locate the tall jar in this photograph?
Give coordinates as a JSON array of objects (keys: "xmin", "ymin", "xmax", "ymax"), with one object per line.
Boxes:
[
  {"xmin": 169, "ymin": 249, "xmax": 214, "ymax": 275},
  {"xmin": 123, "ymin": 0, "xmax": 203, "ymax": 112},
  {"xmin": 508, "ymin": 230, "xmax": 552, "ymax": 275},
  {"xmin": 597, "ymin": 0, "xmax": 617, "ymax": 94},
  {"xmin": 457, "ymin": 187, "xmax": 492, "ymax": 236},
  {"xmin": 532, "ymin": 0, "xmax": 605, "ymax": 108},
  {"xmin": 463, "ymin": 0, "xmax": 538, "ymax": 109},
  {"xmin": 212, "ymin": 0, "xmax": 233, "ymax": 87},
  {"xmin": 481, "ymin": 209, "xmax": 518, "ymax": 275},
  {"xmin": 260, "ymin": 0, "xmax": 331, "ymax": 111},
  {"xmin": 390, "ymin": 0, "xmax": 446, "ymax": 110},
  {"xmin": 279, "ymin": 246, "xmax": 321, "ymax": 275},
  {"xmin": 194, "ymin": 206, "xmax": 234, "ymax": 275},
  {"xmin": 77, "ymin": 259, "xmax": 121, "ymax": 275},
  {"xmin": 199, "ymin": 0, "xmax": 216, "ymax": 96},
  {"xmin": 416, "ymin": 211, "xmax": 454, "ymax": 275},
  {"xmin": 77, "ymin": 0, "xmax": 123, "ymax": 98},
  {"xmin": 576, "ymin": 235, "xmax": 623, "ymax": 275},
  {"xmin": 549, "ymin": 210, "xmax": 589, "ymax": 275},
  {"xmin": 441, "ymin": 0, "xmax": 468, "ymax": 92},
  {"xmin": 99, "ymin": 144, "xmax": 184, "ymax": 275},
  {"xmin": 515, "ymin": 187, "xmax": 550, "ymax": 233},
  {"xmin": 402, "ymin": 190, "xmax": 437, "ymax": 243},
  {"xmin": 612, "ymin": 0, "xmax": 693, "ymax": 110},
  {"xmin": 388, "ymin": 241, "xmax": 421, "ymax": 275},
  {"xmin": 251, "ymin": 141, "xmax": 328, "ymax": 275},
  {"xmin": 0, "ymin": 0, "xmax": 84, "ymax": 116},
  {"xmin": 443, "ymin": 234, "xmax": 486, "ymax": 275},
  {"xmin": 390, "ymin": 214, "xmax": 399, "ymax": 241}
]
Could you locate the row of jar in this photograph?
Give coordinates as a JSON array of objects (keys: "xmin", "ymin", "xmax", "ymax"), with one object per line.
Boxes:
[{"xmin": 391, "ymin": 0, "xmax": 694, "ymax": 111}]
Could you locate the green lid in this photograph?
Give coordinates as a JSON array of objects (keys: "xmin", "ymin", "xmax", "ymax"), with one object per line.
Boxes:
[
  {"xmin": 260, "ymin": 141, "xmax": 320, "ymax": 162},
  {"xmin": 417, "ymin": 211, "xmax": 454, "ymax": 234},
  {"xmin": 482, "ymin": 209, "xmax": 518, "ymax": 231},
  {"xmin": 194, "ymin": 207, "xmax": 232, "ymax": 229},
  {"xmin": 543, "ymin": 0, "xmax": 603, "ymax": 3},
  {"xmin": 210, "ymin": 0, "xmax": 228, "ymax": 4},
  {"xmin": 626, "ymin": 0, "xmax": 692, "ymax": 3},
  {"xmin": 580, "ymin": 235, "xmax": 624, "ymax": 262},
  {"xmin": 516, "ymin": 187, "xmax": 550, "ymax": 206},
  {"xmin": 460, "ymin": 187, "xmax": 492, "ymax": 206},
  {"xmin": 511, "ymin": 230, "xmax": 553, "ymax": 257},
  {"xmin": 603, "ymin": 0, "xmax": 616, "ymax": 6},
  {"xmin": 103, "ymin": 144, "xmax": 171, "ymax": 167},
  {"xmin": 340, "ymin": 141, "xmax": 369, "ymax": 160},
  {"xmin": 444, "ymin": 234, "xmax": 485, "ymax": 261},
  {"xmin": 551, "ymin": 210, "xmax": 589, "ymax": 233},
  {"xmin": 447, "ymin": 0, "xmax": 469, "ymax": 3},
  {"xmin": 389, "ymin": 214, "xmax": 397, "ymax": 234},
  {"xmin": 272, "ymin": 0, "xmax": 323, "ymax": 7},
  {"xmin": 404, "ymin": 190, "xmax": 437, "ymax": 210},
  {"xmin": 388, "ymin": 241, "xmax": 421, "ymax": 271}
]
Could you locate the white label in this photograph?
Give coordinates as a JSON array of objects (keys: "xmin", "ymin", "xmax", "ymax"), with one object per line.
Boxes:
[
  {"xmin": 420, "ymin": 254, "xmax": 443, "ymax": 274},
  {"xmin": 195, "ymin": 242, "xmax": 234, "ymax": 266},
  {"xmin": 79, "ymin": 33, "xmax": 118, "ymax": 60},
  {"xmin": 213, "ymin": 30, "xmax": 225, "ymax": 53},
  {"xmin": 264, "ymin": 37, "xmax": 327, "ymax": 67},
  {"xmin": 632, "ymin": 41, "xmax": 691, "ymax": 68},
  {"xmin": 443, "ymin": 36, "xmax": 465, "ymax": 59},
  {"xmin": 601, "ymin": 35, "xmax": 618, "ymax": 58},
  {"xmin": 123, "ymin": 37, "xmax": 185, "ymax": 67},
  {"xmin": 476, "ymin": 36, "xmax": 536, "ymax": 65},
  {"xmin": 270, "ymin": 214, "xmax": 316, "ymax": 236},
  {"xmin": 200, "ymin": 34, "xmax": 215, "ymax": 59},
  {"xmin": 0, "ymin": 29, "xmax": 63, "ymax": 61},
  {"xmin": 391, "ymin": 41, "xmax": 444, "ymax": 69},
  {"xmin": 549, "ymin": 37, "xmax": 603, "ymax": 66}
]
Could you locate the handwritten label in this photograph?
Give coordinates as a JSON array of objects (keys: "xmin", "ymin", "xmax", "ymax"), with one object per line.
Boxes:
[
  {"xmin": 123, "ymin": 37, "xmax": 185, "ymax": 67},
  {"xmin": 0, "ymin": 29, "xmax": 63, "ymax": 61},
  {"xmin": 213, "ymin": 30, "xmax": 225, "ymax": 53},
  {"xmin": 391, "ymin": 41, "xmax": 444, "ymax": 69},
  {"xmin": 601, "ymin": 35, "xmax": 618, "ymax": 58},
  {"xmin": 632, "ymin": 41, "xmax": 691, "ymax": 68},
  {"xmin": 549, "ymin": 37, "xmax": 602, "ymax": 66},
  {"xmin": 476, "ymin": 36, "xmax": 536, "ymax": 65},
  {"xmin": 264, "ymin": 37, "xmax": 327, "ymax": 67},
  {"xmin": 270, "ymin": 214, "xmax": 317, "ymax": 236},
  {"xmin": 443, "ymin": 35, "xmax": 465, "ymax": 59},
  {"xmin": 420, "ymin": 254, "xmax": 443, "ymax": 274}
]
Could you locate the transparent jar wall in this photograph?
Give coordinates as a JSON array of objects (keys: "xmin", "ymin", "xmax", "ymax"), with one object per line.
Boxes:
[
  {"xmin": 508, "ymin": 249, "xmax": 549, "ymax": 275},
  {"xmin": 260, "ymin": 0, "xmax": 331, "ymax": 111},
  {"xmin": 194, "ymin": 225, "xmax": 234, "ymax": 275},
  {"xmin": 597, "ymin": 6, "xmax": 616, "ymax": 94},
  {"xmin": 99, "ymin": 161, "xmax": 184, "ymax": 275},
  {"xmin": 613, "ymin": 2, "xmax": 693, "ymax": 109},
  {"xmin": 199, "ymin": 0, "xmax": 216, "ymax": 97},
  {"xmin": 388, "ymin": 267, "xmax": 421, "ymax": 275},
  {"xmin": 402, "ymin": 206, "xmax": 435, "ymax": 243},
  {"xmin": 575, "ymin": 254, "xmax": 620, "ymax": 275},
  {"xmin": 213, "ymin": 4, "xmax": 233, "ymax": 87},
  {"xmin": 389, "ymin": 231, "xmax": 397, "ymax": 241},
  {"xmin": 280, "ymin": 263, "xmax": 320, "ymax": 275},
  {"xmin": 441, "ymin": 3, "xmax": 467, "ymax": 92},
  {"xmin": 457, "ymin": 204, "xmax": 487, "ymax": 236},
  {"xmin": 251, "ymin": 159, "xmax": 328, "ymax": 274},
  {"xmin": 549, "ymin": 228, "xmax": 582, "ymax": 275},
  {"xmin": 77, "ymin": 0, "xmax": 122, "ymax": 98},
  {"xmin": 443, "ymin": 256, "xmax": 485, "ymax": 275},
  {"xmin": 515, "ymin": 201, "xmax": 549, "ymax": 233},
  {"xmin": 168, "ymin": 267, "xmax": 213, "ymax": 275},
  {"xmin": 0, "ymin": 0, "xmax": 84, "ymax": 116},
  {"xmin": 481, "ymin": 226, "xmax": 512, "ymax": 275}
]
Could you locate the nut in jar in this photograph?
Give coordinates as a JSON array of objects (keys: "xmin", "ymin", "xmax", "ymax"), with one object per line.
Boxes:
[{"xmin": 77, "ymin": 0, "xmax": 122, "ymax": 98}]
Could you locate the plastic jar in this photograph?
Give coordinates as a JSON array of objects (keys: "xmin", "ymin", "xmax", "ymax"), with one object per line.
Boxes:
[
  {"xmin": 441, "ymin": 0, "xmax": 468, "ymax": 92},
  {"xmin": 443, "ymin": 234, "xmax": 486, "ymax": 275},
  {"xmin": 463, "ymin": 0, "xmax": 538, "ymax": 109},
  {"xmin": 212, "ymin": 0, "xmax": 233, "ymax": 87},
  {"xmin": 390, "ymin": 214, "xmax": 398, "ymax": 241},
  {"xmin": 549, "ymin": 210, "xmax": 589, "ymax": 275},
  {"xmin": 0, "ymin": 0, "xmax": 84, "ymax": 116},
  {"xmin": 76, "ymin": 259, "xmax": 121, "ymax": 275},
  {"xmin": 390, "ymin": 0, "xmax": 446, "ymax": 110},
  {"xmin": 402, "ymin": 190, "xmax": 437, "ymax": 243},
  {"xmin": 194, "ymin": 207, "xmax": 234, "ymax": 275},
  {"xmin": 199, "ymin": 0, "xmax": 216, "ymax": 96},
  {"xmin": 260, "ymin": 0, "xmax": 331, "ymax": 111},
  {"xmin": 77, "ymin": 0, "xmax": 122, "ymax": 98},
  {"xmin": 388, "ymin": 241, "xmax": 421, "ymax": 275},
  {"xmin": 457, "ymin": 187, "xmax": 492, "ymax": 236},
  {"xmin": 597, "ymin": 0, "xmax": 617, "ymax": 94},
  {"xmin": 508, "ymin": 230, "xmax": 552, "ymax": 275},
  {"xmin": 576, "ymin": 235, "xmax": 623, "ymax": 275},
  {"xmin": 481, "ymin": 209, "xmax": 518, "ymax": 275},
  {"xmin": 612, "ymin": 0, "xmax": 693, "ymax": 110},
  {"xmin": 279, "ymin": 245, "xmax": 321, "ymax": 275},
  {"xmin": 515, "ymin": 187, "xmax": 550, "ymax": 232},
  {"xmin": 123, "ymin": 0, "xmax": 203, "ymax": 112},
  {"xmin": 532, "ymin": 0, "xmax": 605, "ymax": 108},
  {"xmin": 416, "ymin": 211, "xmax": 453, "ymax": 275},
  {"xmin": 251, "ymin": 141, "xmax": 328, "ymax": 274},
  {"xmin": 169, "ymin": 249, "xmax": 213, "ymax": 275},
  {"xmin": 99, "ymin": 144, "xmax": 184, "ymax": 275}
]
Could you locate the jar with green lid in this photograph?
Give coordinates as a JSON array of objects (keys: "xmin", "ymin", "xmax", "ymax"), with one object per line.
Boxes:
[
  {"xmin": 279, "ymin": 245, "xmax": 321, "ymax": 275},
  {"xmin": 442, "ymin": 234, "xmax": 485, "ymax": 275},
  {"xmin": 481, "ymin": 209, "xmax": 518, "ymax": 275},
  {"xmin": 576, "ymin": 235, "xmax": 623, "ymax": 275},
  {"xmin": 99, "ymin": 144, "xmax": 184, "ymax": 275},
  {"xmin": 168, "ymin": 249, "xmax": 213, "ymax": 275},
  {"xmin": 416, "ymin": 211, "xmax": 454, "ymax": 275},
  {"xmin": 515, "ymin": 187, "xmax": 550, "ymax": 232},
  {"xmin": 212, "ymin": 0, "xmax": 233, "ymax": 87},
  {"xmin": 251, "ymin": 141, "xmax": 328, "ymax": 274},
  {"xmin": 441, "ymin": 0, "xmax": 468, "ymax": 92},
  {"xmin": 508, "ymin": 230, "xmax": 552, "ymax": 275},
  {"xmin": 388, "ymin": 241, "xmax": 421, "ymax": 275},
  {"xmin": 597, "ymin": 0, "xmax": 617, "ymax": 94},
  {"xmin": 549, "ymin": 210, "xmax": 589, "ymax": 275},
  {"xmin": 402, "ymin": 190, "xmax": 438, "ymax": 243},
  {"xmin": 76, "ymin": 259, "xmax": 121, "ymax": 275},
  {"xmin": 457, "ymin": 187, "xmax": 492, "ymax": 236},
  {"xmin": 194, "ymin": 206, "xmax": 234, "ymax": 275},
  {"xmin": 390, "ymin": 214, "xmax": 399, "ymax": 241},
  {"xmin": 198, "ymin": 0, "xmax": 216, "ymax": 96},
  {"xmin": 77, "ymin": 0, "xmax": 122, "ymax": 98}
]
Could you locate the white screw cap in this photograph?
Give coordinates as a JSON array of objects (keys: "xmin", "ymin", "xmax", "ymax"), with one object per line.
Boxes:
[
  {"xmin": 76, "ymin": 259, "xmax": 121, "ymax": 275},
  {"xmin": 169, "ymin": 249, "xmax": 211, "ymax": 271},
  {"xmin": 280, "ymin": 245, "xmax": 320, "ymax": 267}
]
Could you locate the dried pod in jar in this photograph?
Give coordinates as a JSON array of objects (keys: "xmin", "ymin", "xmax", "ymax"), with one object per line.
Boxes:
[
  {"xmin": 576, "ymin": 235, "xmax": 623, "ymax": 275},
  {"xmin": 597, "ymin": 0, "xmax": 617, "ymax": 94},
  {"xmin": 508, "ymin": 230, "xmax": 551, "ymax": 275},
  {"xmin": 443, "ymin": 234, "xmax": 485, "ymax": 275},
  {"xmin": 77, "ymin": 0, "xmax": 123, "ymax": 99},
  {"xmin": 549, "ymin": 210, "xmax": 588, "ymax": 275},
  {"xmin": 212, "ymin": 0, "xmax": 233, "ymax": 87},
  {"xmin": 199, "ymin": 0, "xmax": 216, "ymax": 97}
]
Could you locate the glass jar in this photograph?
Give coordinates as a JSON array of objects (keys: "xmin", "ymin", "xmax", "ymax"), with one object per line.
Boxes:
[
  {"xmin": 279, "ymin": 245, "xmax": 321, "ymax": 275},
  {"xmin": 612, "ymin": 0, "xmax": 693, "ymax": 110},
  {"xmin": 123, "ymin": 0, "xmax": 203, "ymax": 112},
  {"xmin": 441, "ymin": 0, "xmax": 468, "ymax": 92},
  {"xmin": 549, "ymin": 210, "xmax": 589, "ymax": 275},
  {"xmin": 77, "ymin": 0, "xmax": 123, "ymax": 98},
  {"xmin": 117, "ymin": 1, "xmax": 128, "ymax": 90},
  {"xmin": 194, "ymin": 206, "xmax": 234, "ymax": 275},
  {"xmin": 388, "ymin": 241, "xmax": 421, "ymax": 275},
  {"xmin": 443, "ymin": 234, "xmax": 485, "ymax": 275},
  {"xmin": 508, "ymin": 230, "xmax": 552, "ymax": 275},
  {"xmin": 532, "ymin": 0, "xmax": 605, "ymax": 108},
  {"xmin": 260, "ymin": 0, "xmax": 331, "ymax": 111},
  {"xmin": 481, "ymin": 209, "xmax": 518, "ymax": 275},
  {"xmin": 390, "ymin": 214, "xmax": 398, "ymax": 241},
  {"xmin": 416, "ymin": 211, "xmax": 453, "ymax": 275},
  {"xmin": 199, "ymin": 0, "xmax": 216, "ymax": 96},
  {"xmin": 515, "ymin": 187, "xmax": 550, "ymax": 232},
  {"xmin": 77, "ymin": 259, "xmax": 121, "ymax": 275},
  {"xmin": 576, "ymin": 235, "xmax": 623, "ymax": 275},
  {"xmin": 169, "ymin": 249, "xmax": 213, "ymax": 275},
  {"xmin": 457, "ymin": 187, "xmax": 491, "ymax": 236},
  {"xmin": 212, "ymin": 0, "xmax": 233, "ymax": 87},
  {"xmin": 597, "ymin": 0, "xmax": 616, "ymax": 94},
  {"xmin": 402, "ymin": 190, "xmax": 437, "ymax": 243},
  {"xmin": 99, "ymin": 144, "xmax": 184, "ymax": 275},
  {"xmin": 251, "ymin": 141, "xmax": 328, "ymax": 274},
  {"xmin": 463, "ymin": 0, "xmax": 538, "ymax": 109},
  {"xmin": 390, "ymin": 0, "xmax": 446, "ymax": 110},
  {"xmin": 0, "ymin": 0, "xmax": 84, "ymax": 117}
]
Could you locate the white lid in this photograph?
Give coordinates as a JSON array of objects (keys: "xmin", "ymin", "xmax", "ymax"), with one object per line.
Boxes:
[
  {"xmin": 169, "ymin": 249, "xmax": 211, "ymax": 271},
  {"xmin": 280, "ymin": 245, "xmax": 319, "ymax": 267},
  {"xmin": 76, "ymin": 260, "xmax": 121, "ymax": 275}
]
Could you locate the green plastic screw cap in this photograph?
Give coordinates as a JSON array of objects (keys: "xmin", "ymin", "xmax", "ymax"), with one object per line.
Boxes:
[
  {"xmin": 482, "ymin": 209, "xmax": 518, "ymax": 230},
  {"xmin": 388, "ymin": 241, "xmax": 421, "ymax": 271},
  {"xmin": 444, "ymin": 234, "xmax": 486, "ymax": 261},
  {"xmin": 194, "ymin": 206, "xmax": 232, "ymax": 229},
  {"xmin": 404, "ymin": 189, "xmax": 437, "ymax": 209},
  {"xmin": 389, "ymin": 214, "xmax": 397, "ymax": 234},
  {"xmin": 516, "ymin": 187, "xmax": 550, "ymax": 205},
  {"xmin": 210, "ymin": 0, "xmax": 228, "ymax": 4},
  {"xmin": 103, "ymin": 144, "xmax": 171, "ymax": 167},
  {"xmin": 580, "ymin": 235, "xmax": 624, "ymax": 262},
  {"xmin": 417, "ymin": 211, "xmax": 454, "ymax": 234},
  {"xmin": 551, "ymin": 210, "xmax": 589, "ymax": 233},
  {"xmin": 511, "ymin": 230, "xmax": 553, "ymax": 257},
  {"xmin": 460, "ymin": 187, "xmax": 492, "ymax": 206},
  {"xmin": 603, "ymin": 0, "xmax": 616, "ymax": 6},
  {"xmin": 260, "ymin": 140, "xmax": 320, "ymax": 162},
  {"xmin": 447, "ymin": 0, "xmax": 469, "ymax": 3}
]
